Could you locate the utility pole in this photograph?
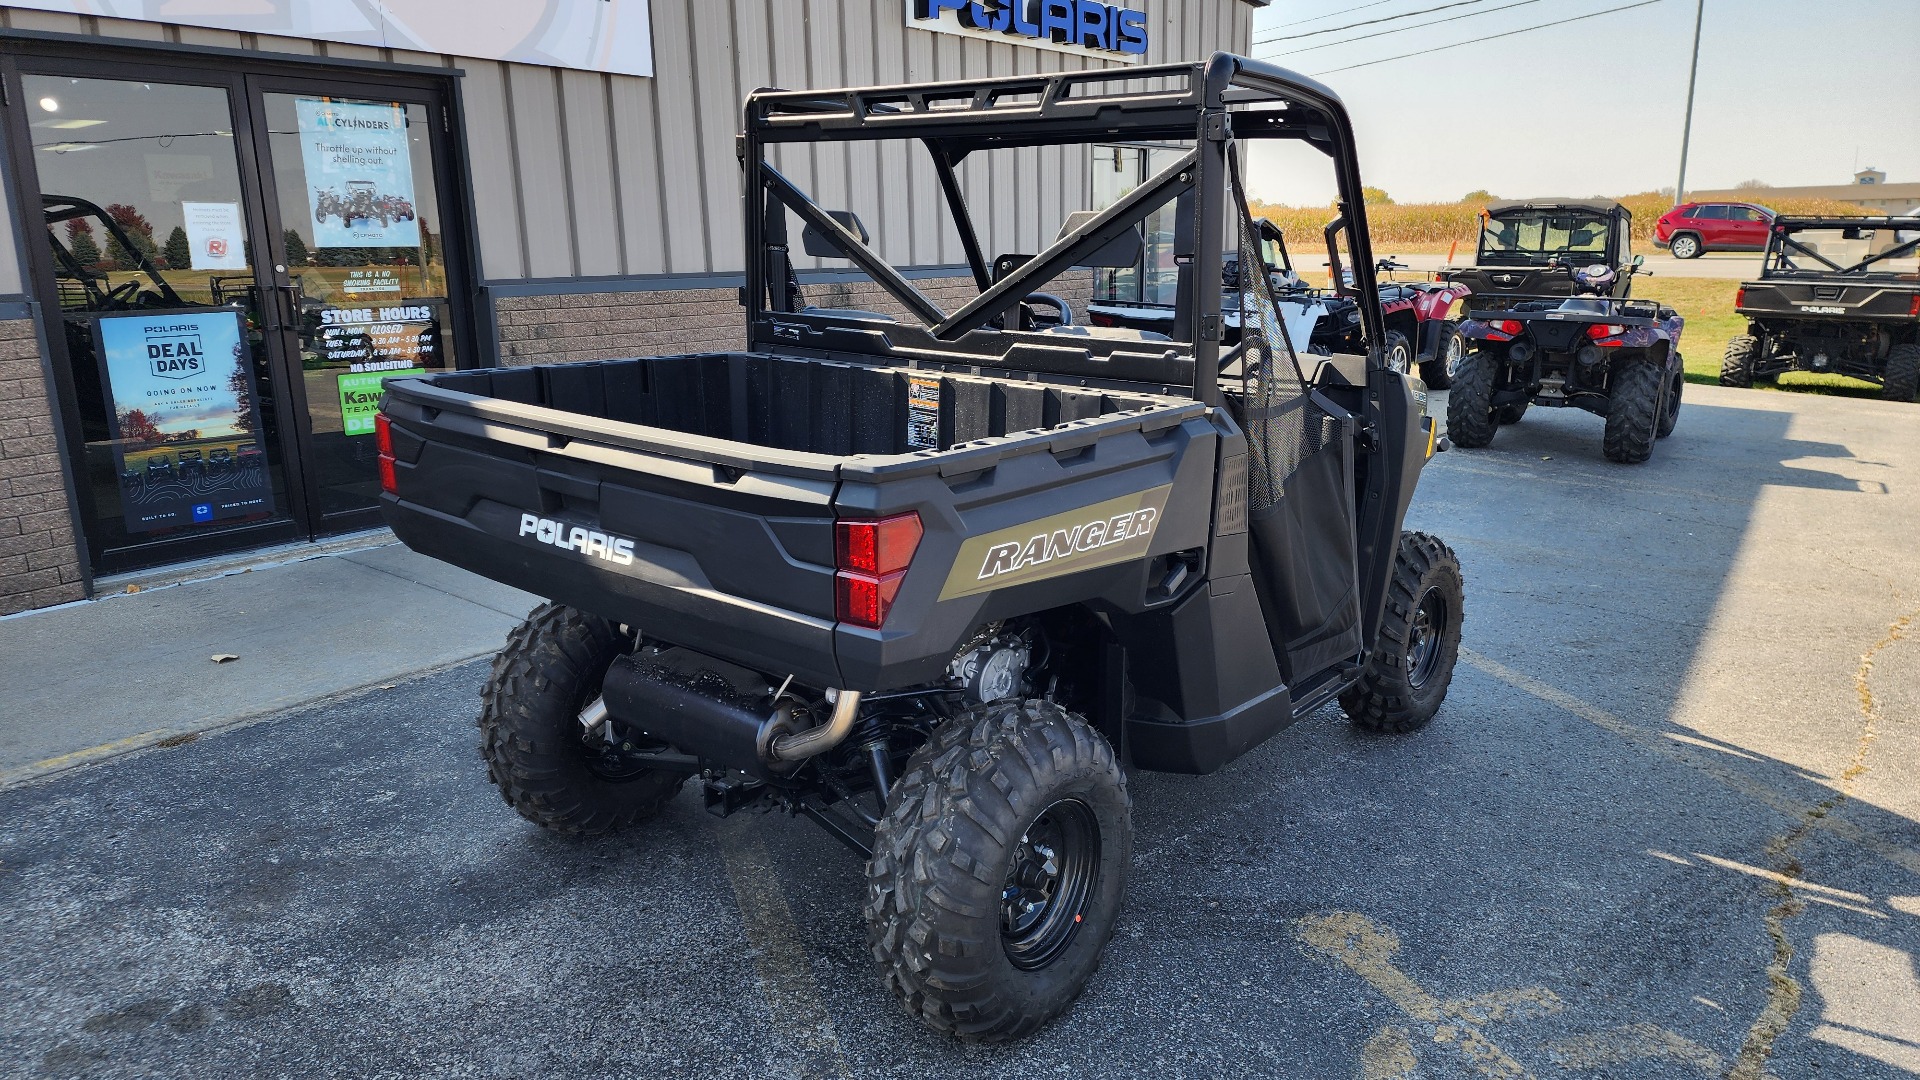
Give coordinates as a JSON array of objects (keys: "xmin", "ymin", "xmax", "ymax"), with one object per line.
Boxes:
[{"xmin": 1674, "ymin": 0, "xmax": 1705, "ymax": 206}]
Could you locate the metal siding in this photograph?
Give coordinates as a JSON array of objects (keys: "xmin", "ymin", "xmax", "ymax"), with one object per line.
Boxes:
[
  {"xmin": 608, "ymin": 75, "xmax": 669, "ymax": 275},
  {"xmin": 0, "ymin": 1, "xmax": 1250, "ymax": 288},
  {"xmin": 459, "ymin": 62, "xmax": 528, "ymax": 280},
  {"xmin": 505, "ymin": 65, "xmax": 574, "ymax": 278},
  {"xmin": 559, "ymin": 69, "xmax": 621, "ymax": 277},
  {"xmin": 649, "ymin": 0, "xmax": 709, "ymax": 273},
  {"xmin": 690, "ymin": 0, "xmax": 739, "ymax": 273}
]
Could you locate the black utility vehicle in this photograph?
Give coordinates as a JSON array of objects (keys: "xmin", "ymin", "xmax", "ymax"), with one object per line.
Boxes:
[
  {"xmin": 379, "ymin": 56, "xmax": 1464, "ymax": 1041},
  {"xmin": 1722, "ymin": 216, "xmax": 1920, "ymax": 401},
  {"xmin": 1448, "ymin": 260, "xmax": 1685, "ymax": 464},
  {"xmin": 1443, "ymin": 198, "xmax": 1637, "ymax": 304}
]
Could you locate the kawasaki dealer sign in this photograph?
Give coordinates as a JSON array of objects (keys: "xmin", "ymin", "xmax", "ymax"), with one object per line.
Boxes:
[{"xmin": 907, "ymin": 1, "xmax": 1150, "ymax": 61}]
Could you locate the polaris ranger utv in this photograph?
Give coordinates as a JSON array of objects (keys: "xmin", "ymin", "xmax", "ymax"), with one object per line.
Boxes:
[
  {"xmin": 1722, "ymin": 215, "xmax": 1920, "ymax": 401},
  {"xmin": 378, "ymin": 55, "xmax": 1464, "ymax": 1042}
]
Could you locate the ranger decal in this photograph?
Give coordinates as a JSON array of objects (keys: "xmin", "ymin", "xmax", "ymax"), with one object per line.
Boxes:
[{"xmin": 938, "ymin": 486, "xmax": 1173, "ymax": 600}]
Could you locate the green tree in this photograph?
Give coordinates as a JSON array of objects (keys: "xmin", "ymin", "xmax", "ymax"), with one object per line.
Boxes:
[
  {"xmin": 1362, "ymin": 186, "xmax": 1394, "ymax": 206},
  {"xmin": 103, "ymin": 204, "xmax": 157, "ymax": 269},
  {"xmin": 282, "ymin": 228, "xmax": 310, "ymax": 267},
  {"xmin": 227, "ymin": 362, "xmax": 256, "ymax": 434},
  {"xmin": 1461, "ymin": 189, "xmax": 1497, "ymax": 203},
  {"xmin": 64, "ymin": 219, "xmax": 102, "ymax": 268},
  {"xmin": 162, "ymin": 226, "xmax": 191, "ymax": 270}
]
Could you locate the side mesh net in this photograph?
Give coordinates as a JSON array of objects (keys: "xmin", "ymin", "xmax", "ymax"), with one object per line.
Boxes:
[{"xmin": 1230, "ymin": 191, "xmax": 1340, "ymax": 513}]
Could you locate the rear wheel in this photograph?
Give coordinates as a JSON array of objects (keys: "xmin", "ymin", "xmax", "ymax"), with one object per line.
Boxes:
[
  {"xmin": 1658, "ymin": 369, "xmax": 1684, "ymax": 437},
  {"xmin": 1341, "ymin": 531, "xmax": 1464, "ymax": 734},
  {"xmin": 1669, "ymin": 233, "xmax": 1702, "ymax": 260},
  {"xmin": 1444, "ymin": 349, "xmax": 1500, "ymax": 448},
  {"xmin": 1881, "ymin": 343, "xmax": 1920, "ymax": 403},
  {"xmin": 478, "ymin": 602, "xmax": 685, "ymax": 835},
  {"xmin": 1721, "ymin": 335, "xmax": 1759, "ymax": 388},
  {"xmin": 1384, "ymin": 329, "xmax": 1414, "ymax": 375},
  {"xmin": 866, "ymin": 699, "xmax": 1131, "ymax": 1042},
  {"xmin": 1420, "ymin": 321, "xmax": 1461, "ymax": 389},
  {"xmin": 1603, "ymin": 360, "xmax": 1663, "ymax": 464}
]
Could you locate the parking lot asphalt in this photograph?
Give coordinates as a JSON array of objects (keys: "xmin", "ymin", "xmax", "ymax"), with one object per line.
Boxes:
[{"xmin": 2, "ymin": 384, "xmax": 1917, "ymax": 1079}]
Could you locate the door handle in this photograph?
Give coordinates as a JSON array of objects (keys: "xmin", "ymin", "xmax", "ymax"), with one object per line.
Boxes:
[{"xmin": 272, "ymin": 282, "xmax": 305, "ymax": 329}]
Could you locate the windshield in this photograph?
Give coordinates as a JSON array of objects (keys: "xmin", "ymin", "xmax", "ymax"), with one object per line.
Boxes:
[
  {"xmin": 1478, "ymin": 212, "xmax": 1611, "ymax": 264},
  {"xmin": 1763, "ymin": 222, "xmax": 1920, "ymax": 277}
]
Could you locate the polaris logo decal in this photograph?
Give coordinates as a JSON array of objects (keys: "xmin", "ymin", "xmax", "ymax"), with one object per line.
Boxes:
[
  {"xmin": 938, "ymin": 486, "xmax": 1172, "ymax": 600},
  {"xmin": 518, "ymin": 513, "xmax": 636, "ymax": 566},
  {"xmin": 1798, "ymin": 305, "xmax": 1847, "ymax": 314}
]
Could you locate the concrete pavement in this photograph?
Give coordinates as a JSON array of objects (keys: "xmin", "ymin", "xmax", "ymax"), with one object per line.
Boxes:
[
  {"xmin": 1, "ymin": 383, "xmax": 1916, "ymax": 1078},
  {"xmin": 0, "ymin": 536, "xmax": 536, "ymax": 784}
]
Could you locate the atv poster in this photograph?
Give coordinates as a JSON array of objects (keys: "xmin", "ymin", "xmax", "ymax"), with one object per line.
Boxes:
[
  {"xmin": 295, "ymin": 97, "xmax": 420, "ymax": 249},
  {"xmin": 93, "ymin": 308, "xmax": 273, "ymax": 534}
]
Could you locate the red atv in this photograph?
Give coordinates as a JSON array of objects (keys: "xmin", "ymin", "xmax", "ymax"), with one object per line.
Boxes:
[{"xmin": 1372, "ymin": 257, "xmax": 1471, "ymax": 388}]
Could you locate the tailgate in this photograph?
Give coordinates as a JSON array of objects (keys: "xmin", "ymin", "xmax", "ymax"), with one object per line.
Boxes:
[{"xmin": 379, "ymin": 372, "xmax": 844, "ymax": 687}]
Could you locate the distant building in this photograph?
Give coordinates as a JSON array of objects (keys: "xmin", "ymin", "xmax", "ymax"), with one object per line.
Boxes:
[{"xmin": 1691, "ymin": 170, "xmax": 1918, "ymax": 214}]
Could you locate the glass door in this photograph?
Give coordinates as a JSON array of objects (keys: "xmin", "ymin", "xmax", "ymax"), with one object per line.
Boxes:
[
  {"xmin": 248, "ymin": 80, "xmax": 462, "ymax": 530},
  {"xmin": 19, "ymin": 70, "xmax": 302, "ymax": 569}
]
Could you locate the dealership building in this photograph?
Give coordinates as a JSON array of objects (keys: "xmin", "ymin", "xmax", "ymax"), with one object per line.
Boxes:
[{"xmin": 0, "ymin": 1, "xmax": 1260, "ymax": 614}]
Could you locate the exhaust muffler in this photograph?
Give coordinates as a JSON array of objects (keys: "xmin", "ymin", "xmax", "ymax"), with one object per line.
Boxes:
[{"xmin": 596, "ymin": 647, "xmax": 860, "ymax": 777}]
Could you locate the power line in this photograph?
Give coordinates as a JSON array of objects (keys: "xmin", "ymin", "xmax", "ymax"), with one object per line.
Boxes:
[
  {"xmin": 1310, "ymin": 0, "xmax": 1665, "ymax": 75},
  {"xmin": 1284, "ymin": 0, "xmax": 1405, "ymax": 28},
  {"xmin": 1259, "ymin": 0, "xmax": 1548, "ymax": 58},
  {"xmin": 1254, "ymin": 0, "xmax": 1497, "ymax": 45}
]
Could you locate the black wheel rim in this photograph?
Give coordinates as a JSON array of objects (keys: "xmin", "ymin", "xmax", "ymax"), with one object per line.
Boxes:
[
  {"xmin": 1001, "ymin": 798, "xmax": 1100, "ymax": 971},
  {"xmin": 1406, "ymin": 586, "xmax": 1450, "ymax": 690}
]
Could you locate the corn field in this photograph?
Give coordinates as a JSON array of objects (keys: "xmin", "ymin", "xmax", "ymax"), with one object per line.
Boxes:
[{"xmin": 1250, "ymin": 192, "xmax": 1874, "ymax": 249}]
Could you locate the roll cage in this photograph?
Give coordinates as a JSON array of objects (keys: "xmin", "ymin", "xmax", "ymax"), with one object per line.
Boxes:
[
  {"xmin": 738, "ymin": 53, "xmax": 1386, "ymax": 408},
  {"xmin": 1760, "ymin": 216, "xmax": 1920, "ymax": 278}
]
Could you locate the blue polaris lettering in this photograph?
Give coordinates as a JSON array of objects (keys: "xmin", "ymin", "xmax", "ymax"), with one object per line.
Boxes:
[
  {"xmin": 914, "ymin": 0, "xmax": 1145, "ymax": 55},
  {"xmin": 1116, "ymin": 8, "xmax": 1147, "ymax": 53},
  {"xmin": 1039, "ymin": 0, "xmax": 1074, "ymax": 43},
  {"xmin": 1075, "ymin": 1, "xmax": 1109, "ymax": 49}
]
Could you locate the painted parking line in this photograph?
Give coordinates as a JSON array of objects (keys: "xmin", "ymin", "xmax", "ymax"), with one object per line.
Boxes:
[
  {"xmin": 714, "ymin": 815, "xmax": 851, "ymax": 1080},
  {"xmin": 1299, "ymin": 911, "xmax": 1776, "ymax": 1079},
  {"xmin": 1458, "ymin": 647, "xmax": 1920, "ymax": 878}
]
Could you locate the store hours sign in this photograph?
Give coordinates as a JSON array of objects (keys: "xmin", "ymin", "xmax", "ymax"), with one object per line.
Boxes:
[{"xmin": 907, "ymin": 0, "xmax": 1149, "ymax": 61}]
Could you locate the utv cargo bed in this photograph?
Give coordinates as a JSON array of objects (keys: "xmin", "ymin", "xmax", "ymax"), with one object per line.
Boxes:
[{"xmin": 379, "ymin": 351, "xmax": 1218, "ymax": 691}]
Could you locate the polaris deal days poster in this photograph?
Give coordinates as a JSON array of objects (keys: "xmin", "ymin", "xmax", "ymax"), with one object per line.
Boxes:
[{"xmin": 94, "ymin": 309, "xmax": 272, "ymax": 534}]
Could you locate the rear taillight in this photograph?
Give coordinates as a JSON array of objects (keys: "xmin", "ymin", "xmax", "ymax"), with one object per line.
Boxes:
[
  {"xmin": 834, "ymin": 512, "xmax": 922, "ymax": 629},
  {"xmin": 1485, "ymin": 319, "xmax": 1522, "ymax": 340},
  {"xmin": 1910, "ymin": 294, "xmax": 1920, "ymax": 317},
  {"xmin": 375, "ymin": 413, "xmax": 397, "ymax": 495},
  {"xmin": 1586, "ymin": 323, "xmax": 1627, "ymax": 339},
  {"xmin": 1736, "ymin": 287, "xmax": 1747, "ymax": 308}
]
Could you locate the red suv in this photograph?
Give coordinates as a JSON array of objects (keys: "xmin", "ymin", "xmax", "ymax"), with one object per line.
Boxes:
[{"xmin": 1654, "ymin": 201, "xmax": 1775, "ymax": 259}]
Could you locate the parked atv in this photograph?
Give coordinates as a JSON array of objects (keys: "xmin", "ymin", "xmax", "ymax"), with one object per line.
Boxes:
[
  {"xmin": 144, "ymin": 454, "xmax": 176, "ymax": 485},
  {"xmin": 1374, "ymin": 256, "xmax": 1471, "ymax": 388},
  {"xmin": 1722, "ymin": 215, "xmax": 1920, "ymax": 401},
  {"xmin": 379, "ymin": 56, "xmax": 1464, "ymax": 1043},
  {"xmin": 1449, "ymin": 259, "xmax": 1685, "ymax": 464},
  {"xmin": 177, "ymin": 448, "xmax": 206, "ymax": 483},
  {"xmin": 1442, "ymin": 198, "xmax": 1636, "ymax": 306}
]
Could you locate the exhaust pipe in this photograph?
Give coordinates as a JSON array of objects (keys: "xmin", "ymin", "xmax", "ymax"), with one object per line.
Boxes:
[{"xmin": 595, "ymin": 649, "xmax": 861, "ymax": 777}]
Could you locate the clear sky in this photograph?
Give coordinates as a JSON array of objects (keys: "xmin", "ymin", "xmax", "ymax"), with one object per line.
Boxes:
[{"xmin": 1245, "ymin": 0, "xmax": 1920, "ymax": 206}]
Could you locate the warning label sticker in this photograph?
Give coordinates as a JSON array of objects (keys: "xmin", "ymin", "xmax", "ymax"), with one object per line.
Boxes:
[{"xmin": 906, "ymin": 375, "xmax": 941, "ymax": 450}]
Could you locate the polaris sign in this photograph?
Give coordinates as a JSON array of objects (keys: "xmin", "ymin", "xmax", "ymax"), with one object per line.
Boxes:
[{"xmin": 908, "ymin": 0, "xmax": 1149, "ymax": 62}]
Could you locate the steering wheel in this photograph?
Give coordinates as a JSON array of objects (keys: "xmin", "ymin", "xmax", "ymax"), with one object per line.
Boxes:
[
  {"xmin": 1022, "ymin": 292, "xmax": 1073, "ymax": 329},
  {"xmin": 103, "ymin": 279, "xmax": 142, "ymax": 310}
]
